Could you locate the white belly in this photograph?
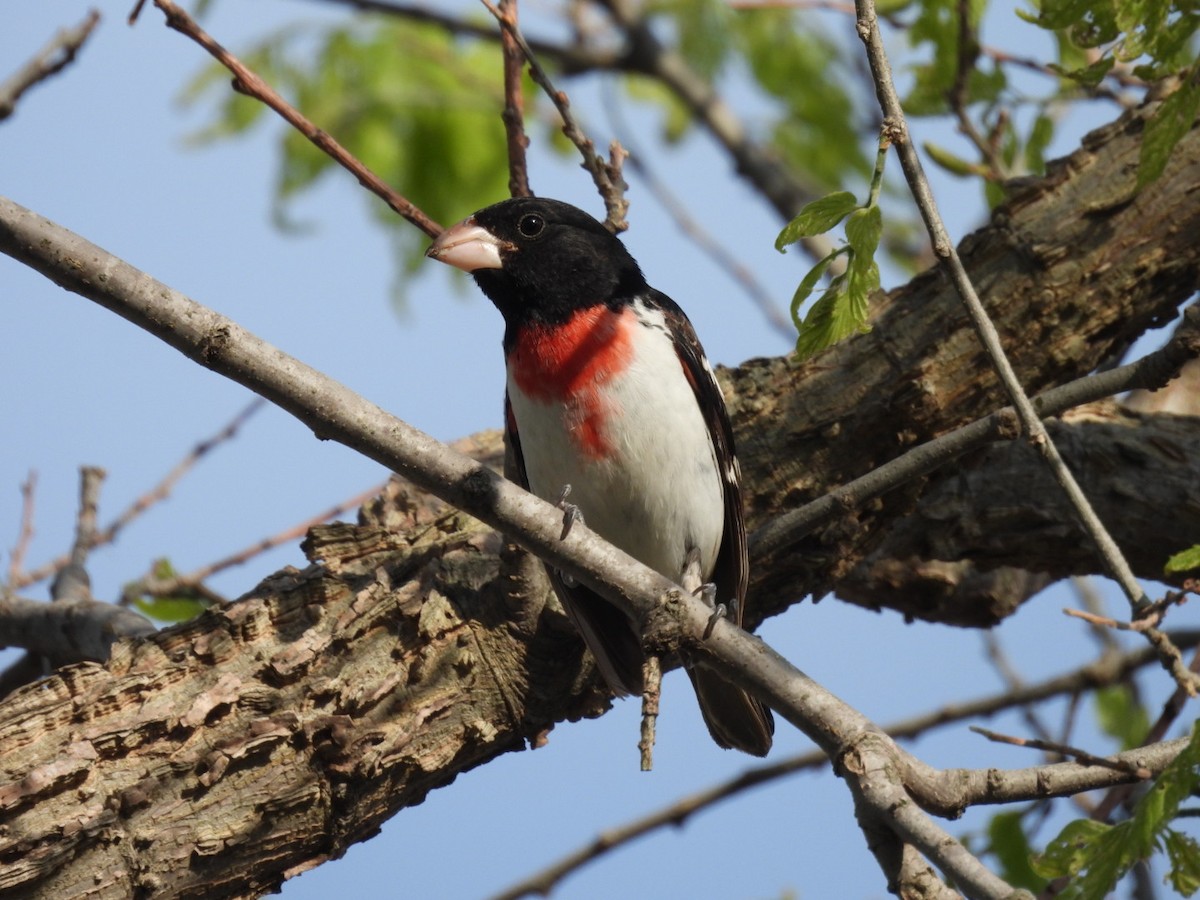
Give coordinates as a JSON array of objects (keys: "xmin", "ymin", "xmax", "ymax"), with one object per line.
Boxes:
[{"xmin": 507, "ymin": 310, "xmax": 725, "ymax": 583}]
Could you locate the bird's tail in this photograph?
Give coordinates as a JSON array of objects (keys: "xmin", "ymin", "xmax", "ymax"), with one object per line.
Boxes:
[{"xmin": 687, "ymin": 665, "xmax": 775, "ymax": 757}]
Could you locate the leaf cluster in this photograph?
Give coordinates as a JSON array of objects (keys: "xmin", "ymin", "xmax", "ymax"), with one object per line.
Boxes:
[
  {"xmin": 775, "ymin": 189, "xmax": 881, "ymax": 360},
  {"xmin": 1021, "ymin": 0, "xmax": 1200, "ymax": 188},
  {"xmin": 1033, "ymin": 722, "xmax": 1200, "ymax": 898}
]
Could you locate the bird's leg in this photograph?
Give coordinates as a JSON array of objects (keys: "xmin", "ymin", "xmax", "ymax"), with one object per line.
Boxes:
[
  {"xmin": 556, "ymin": 485, "xmax": 583, "ymax": 586},
  {"xmin": 556, "ymin": 484, "xmax": 583, "ymax": 540},
  {"xmin": 681, "ymin": 548, "xmax": 726, "ymax": 639}
]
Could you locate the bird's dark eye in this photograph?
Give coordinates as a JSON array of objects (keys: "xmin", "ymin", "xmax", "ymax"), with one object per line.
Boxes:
[{"xmin": 517, "ymin": 214, "xmax": 545, "ymax": 238}]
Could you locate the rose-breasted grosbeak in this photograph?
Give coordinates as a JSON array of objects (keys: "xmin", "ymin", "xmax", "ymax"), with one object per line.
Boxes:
[{"xmin": 427, "ymin": 198, "xmax": 774, "ymax": 756}]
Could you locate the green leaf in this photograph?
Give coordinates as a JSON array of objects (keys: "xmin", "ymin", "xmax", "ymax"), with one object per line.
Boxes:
[
  {"xmin": 987, "ymin": 811, "xmax": 1049, "ymax": 892},
  {"xmin": 734, "ymin": 8, "xmax": 869, "ymax": 188},
  {"xmin": 775, "ymin": 192, "xmax": 859, "ymax": 251},
  {"xmin": 133, "ymin": 595, "xmax": 211, "ymax": 624},
  {"xmin": 1050, "ymin": 55, "xmax": 1116, "ymax": 87},
  {"xmin": 1164, "ymin": 829, "xmax": 1200, "ymax": 897},
  {"xmin": 1129, "ymin": 720, "xmax": 1200, "ymax": 845},
  {"xmin": 789, "ymin": 250, "xmax": 841, "ymax": 330},
  {"xmin": 649, "ymin": 0, "xmax": 733, "ymax": 79},
  {"xmin": 1033, "ymin": 818, "xmax": 1112, "ymax": 879},
  {"xmin": 1094, "ymin": 684, "xmax": 1149, "ymax": 751},
  {"xmin": 844, "ymin": 204, "xmax": 883, "ymax": 260},
  {"xmin": 923, "ymin": 141, "xmax": 988, "ymax": 178},
  {"xmin": 793, "ymin": 278, "xmax": 867, "ymax": 360},
  {"xmin": 1165, "ymin": 544, "xmax": 1200, "ymax": 575},
  {"xmin": 1139, "ymin": 75, "xmax": 1200, "ymax": 190}
]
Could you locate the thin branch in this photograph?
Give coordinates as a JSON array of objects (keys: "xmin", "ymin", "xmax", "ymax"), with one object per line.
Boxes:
[
  {"xmin": 496, "ymin": 0, "xmax": 532, "ymax": 198},
  {"xmin": 0, "ymin": 591, "xmax": 156, "ymax": 665},
  {"xmin": 638, "ymin": 654, "xmax": 660, "ymax": 772},
  {"xmin": 1065, "ymin": 604, "xmax": 1200, "ymax": 697},
  {"xmin": 6, "ymin": 471, "xmax": 37, "ymax": 585},
  {"xmin": 922, "ymin": 736, "xmax": 1190, "ymax": 811},
  {"xmin": 127, "ymin": 480, "xmax": 390, "ymax": 603},
  {"xmin": 480, "ymin": 0, "xmax": 629, "ymax": 230},
  {"xmin": 49, "ymin": 466, "xmax": 106, "ymax": 607},
  {"xmin": 855, "ymin": 0, "xmax": 1154, "ymax": 621},
  {"xmin": 984, "ymin": 632, "xmax": 1056, "ymax": 745},
  {"xmin": 751, "ymin": 305, "xmax": 1200, "ymax": 558},
  {"xmin": 970, "ymin": 726, "xmax": 1152, "ymax": 778},
  {"xmin": 12, "ymin": 399, "xmax": 266, "ymax": 590},
  {"xmin": 0, "ymin": 9, "xmax": 101, "ymax": 121},
  {"xmin": 0, "ymin": 467, "xmax": 155, "ymax": 669},
  {"xmin": 601, "ymin": 82, "xmax": 794, "ymax": 340},
  {"xmin": 947, "ymin": 0, "xmax": 1005, "ymax": 180},
  {"xmin": 597, "ymin": 0, "xmax": 824, "ymax": 232},
  {"xmin": 132, "ymin": 0, "xmax": 443, "ymax": 238}
]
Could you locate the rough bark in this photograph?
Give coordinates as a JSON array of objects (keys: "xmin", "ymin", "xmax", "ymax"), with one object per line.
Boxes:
[{"xmin": 1, "ymin": 101, "xmax": 1198, "ymax": 896}]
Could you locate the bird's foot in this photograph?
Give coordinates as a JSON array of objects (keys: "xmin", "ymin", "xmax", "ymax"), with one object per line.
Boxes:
[
  {"xmin": 701, "ymin": 595, "xmax": 729, "ymax": 640},
  {"xmin": 556, "ymin": 484, "xmax": 583, "ymax": 541},
  {"xmin": 680, "ymin": 548, "xmax": 726, "ymax": 639}
]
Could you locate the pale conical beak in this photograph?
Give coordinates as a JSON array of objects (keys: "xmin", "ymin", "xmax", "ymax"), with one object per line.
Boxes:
[{"xmin": 426, "ymin": 216, "xmax": 508, "ymax": 273}]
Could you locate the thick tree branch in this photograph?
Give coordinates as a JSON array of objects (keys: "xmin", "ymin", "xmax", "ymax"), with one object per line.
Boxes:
[
  {"xmin": 752, "ymin": 307, "xmax": 1200, "ymax": 560},
  {"xmin": 728, "ymin": 99, "xmax": 1200, "ymax": 623}
]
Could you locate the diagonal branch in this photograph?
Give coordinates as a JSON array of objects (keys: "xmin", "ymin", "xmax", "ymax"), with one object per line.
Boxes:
[
  {"xmin": 12, "ymin": 400, "xmax": 266, "ymax": 591},
  {"xmin": 0, "ymin": 9, "xmax": 101, "ymax": 122},
  {"xmin": 495, "ymin": 0, "xmax": 532, "ymax": 198},
  {"xmin": 481, "ymin": 0, "xmax": 629, "ymax": 230},
  {"xmin": 853, "ymin": 0, "xmax": 1148, "ymax": 618},
  {"xmin": 132, "ymin": 0, "xmax": 442, "ymax": 237}
]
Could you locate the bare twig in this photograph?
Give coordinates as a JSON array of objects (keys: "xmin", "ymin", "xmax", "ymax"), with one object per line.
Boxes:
[
  {"xmin": 1065, "ymin": 604, "xmax": 1200, "ymax": 697},
  {"xmin": 51, "ymin": 466, "xmax": 106, "ymax": 607},
  {"xmin": 132, "ymin": 0, "xmax": 442, "ymax": 237},
  {"xmin": 0, "ymin": 9, "xmax": 101, "ymax": 121},
  {"xmin": 602, "ymin": 83, "xmax": 794, "ymax": 340},
  {"xmin": 480, "ymin": 0, "xmax": 629, "ymax": 230},
  {"xmin": 970, "ymin": 726, "xmax": 1152, "ymax": 778},
  {"xmin": 947, "ymin": 0, "xmax": 1005, "ymax": 180},
  {"xmin": 496, "ymin": 0, "xmax": 532, "ymax": 198},
  {"xmin": 13, "ymin": 400, "xmax": 266, "ymax": 590},
  {"xmin": 639, "ymin": 654, "xmax": 661, "ymax": 771},
  {"xmin": 128, "ymin": 480, "xmax": 389, "ymax": 603},
  {"xmin": 984, "ymin": 632, "xmax": 1055, "ymax": 745},
  {"xmin": 0, "ymin": 467, "xmax": 154, "ymax": 673},
  {"xmin": 6, "ymin": 471, "xmax": 37, "ymax": 585},
  {"xmin": 854, "ymin": 0, "xmax": 1149, "ymax": 621}
]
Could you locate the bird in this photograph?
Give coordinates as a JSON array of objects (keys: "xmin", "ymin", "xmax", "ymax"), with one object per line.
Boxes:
[{"xmin": 426, "ymin": 197, "xmax": 774, "ymax": 756}]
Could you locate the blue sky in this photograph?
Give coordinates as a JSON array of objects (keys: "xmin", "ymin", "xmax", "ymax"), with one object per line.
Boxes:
[{"xmin": 2, "ymin": 2, "xmax": 1188, "ymax": 897}]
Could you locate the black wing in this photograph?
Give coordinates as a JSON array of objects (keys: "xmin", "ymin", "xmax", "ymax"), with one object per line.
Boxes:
[
  {"xmin": 644, "ymin": 290, "xmax": 773, "ymax": 755},
  {"xmin": 646, "ymin": 290, "xmax": 748, "ymax": 618}
]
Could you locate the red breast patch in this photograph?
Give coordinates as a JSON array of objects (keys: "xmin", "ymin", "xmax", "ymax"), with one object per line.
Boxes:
[{"xmin": 511, "ymin": 306, "xmax": 636, "ymax": 459}]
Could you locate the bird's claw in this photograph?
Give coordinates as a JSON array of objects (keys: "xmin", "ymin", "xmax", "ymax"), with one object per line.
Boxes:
[
  {"xmin": 556, "ymin": 484, "xmax": 583, "ymax": 541},
  {"xmin": 702, "ymin": 598, "xmax": 728, "ymax": 640}
]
